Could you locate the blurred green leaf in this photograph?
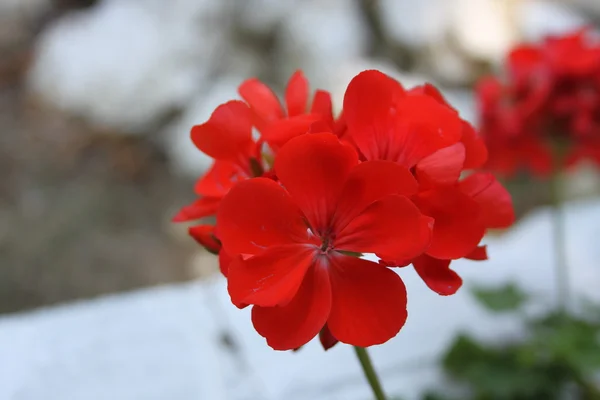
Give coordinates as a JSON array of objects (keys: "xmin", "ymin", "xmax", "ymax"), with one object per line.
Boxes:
[
  {"xmin": 431, "ymin": 309, "xmax": 600, "ymax": 400},
  {"xmin": 421, "ymin": 393, "xmax": 458, "ymax": 400},
  {"xmin": 441, "ymin": 334, "xmax": 568, "ymax": 399},
  {"xmin": 471, "ymin": 282, "xmax": 528, "ymax": 312},
  {"xmin": 529, "ymin": 313, "xmax": 600, "ymax": 374}
]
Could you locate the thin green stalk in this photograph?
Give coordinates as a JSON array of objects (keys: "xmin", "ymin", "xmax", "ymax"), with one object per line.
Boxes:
[
  {"xmin": 549, "ymin": 170, "xmax": 569, "ymax": 314},
  {"xmin": 353, "ymin": 346, "xmax": 387, "ymax": 400}
]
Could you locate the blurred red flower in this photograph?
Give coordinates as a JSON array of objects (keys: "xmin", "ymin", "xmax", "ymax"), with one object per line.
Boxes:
[{"xmin": 477, "ymin": 28, "xmax": 600, "ymax": 177}]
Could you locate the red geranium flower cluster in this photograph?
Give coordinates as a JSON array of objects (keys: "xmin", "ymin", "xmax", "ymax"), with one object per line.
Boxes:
[
  {"xmin": 175, "ymin": 70, "xmax": 514, "ymax": 351},
  {"xmin": 477, "ymin": 28, "xmax": 600, "ymax": 176}
]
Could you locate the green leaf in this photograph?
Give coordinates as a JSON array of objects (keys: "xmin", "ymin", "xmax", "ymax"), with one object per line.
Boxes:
[{"xmin": 471, "ymin": 282, "xmax": 528, "ymax": 312}]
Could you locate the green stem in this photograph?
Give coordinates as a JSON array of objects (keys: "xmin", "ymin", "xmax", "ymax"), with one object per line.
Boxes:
[
  {"xmin": 353, "ymin": 346, "xmax": 388, "ymax": 400},
  {"xmin": 549, "ymin": 170, "xmax": 569, "ymax": 315}
]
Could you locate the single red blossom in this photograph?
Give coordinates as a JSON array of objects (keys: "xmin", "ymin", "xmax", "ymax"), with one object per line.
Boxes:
[
  {"xmin": 175, "ymin": 72, "xmax": 341, "ymax": 259},
  {"xmin": 342, "ymin": 70, "xmax": 513, "ymax": 297},
  {"xmin": 217, "ymin": 133, "xmax": 433, "ymax": 350}
]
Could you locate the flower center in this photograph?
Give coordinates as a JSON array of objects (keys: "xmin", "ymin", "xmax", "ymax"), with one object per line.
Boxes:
[
  {"xmin": 319, "ymin": 232, "xmax": 335, "ymax": 254},
  {"xmin": 320, "ymin": 236, "xmax": 330, "ymax": 252}
]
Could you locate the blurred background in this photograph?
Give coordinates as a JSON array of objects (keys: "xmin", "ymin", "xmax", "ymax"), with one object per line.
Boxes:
[{"xmin": 1, "ymin": 1, "xmax": 600, "ymax": 399}]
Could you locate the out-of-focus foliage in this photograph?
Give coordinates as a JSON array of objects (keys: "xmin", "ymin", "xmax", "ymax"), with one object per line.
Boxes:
[
  {"xmin": 421, "ymin": 284, "xmax": 600, "ymax": 400},
  {"xmin": 471, "ymin": 282, "xmax": 529, "ymax": 312}
]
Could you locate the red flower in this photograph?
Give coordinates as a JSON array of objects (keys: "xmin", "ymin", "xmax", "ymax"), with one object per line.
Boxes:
[
  {"xmin": 477, "ymin": 28, "xmax": 600, "ymax": 176},
  {"xmin": 175, "ymin": 72, "xmax": 340, "ymax": 264},
  {"xmin": 342, "ymin": 70, "xmax": 513, "ymax": 296},
  {"xmin": 216, "ymin": 133, "xmax": 433, "ymax": 350},
  {"xmin": 174, "ymin": 68, "xmax": 514, "ymax": 352},
  {"xmin": 344, "ymin": 71, "xmax": 514, "ymax": 295}
]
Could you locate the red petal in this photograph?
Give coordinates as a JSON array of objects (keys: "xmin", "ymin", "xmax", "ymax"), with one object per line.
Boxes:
[
  {"xmin": 285, "ymin": 70, "xmax": 309, "ymax": 117},
  {"xmin": 194, "ymin": 161, "xmax": 241, "ymax": 197},
  {"xmin": 412, "ymin": 254, "xmax": 462, "ymax": 296},
  {"xmin": 343, "ymin": 70, "xmax": 406, "ymax": 161},
  {"xmin": 335, "ymin": 195, "xmax": 433, "ymax": 262},
  {"xmin": 217, "ymin": 178, "xmax": 308, "ymax": 255},
  {"xmin": 274, "ymin": 133, "xmax": 358, "ymax": 233},
  {"xmin": 227, "ymin": 244, "xmax": 316, "ymax": 307},
  {"xmin": 188, "ymin": 225, "xmax": 221, "ymax": 253},
  {"xmin": 415, "ymin": 143, "xmax": 465, "ymax": 187},
  {"xmin": 344, "ymin": 72, "xmax": 462, "ymax": 166},
  {"xmin": 415, "ymin": 188, "xmax": 485, "ymax": 259},
  {"xmin": 218, "ymin": 249, "xmax": 232, "ymax": 277},
  {"xmin": 173, "ymin": 197, "xmax": 220, "ymax": 222},
  {"xmin": 252, "ymin": 263, "xmax": 332, "ymax": 351},
  {"xmin": 307, "ymin": 120, "xmax": 333, "ymax": 133},
  {"xmin": 465, "ymin": 245, "xmax": 488, "ymax": 261},
  {"xmin": 390, "ymin": 95, "xmax": 463, "ymax": 166},
  {"xmin": 407, "ymin": 83, "xmax": 449, "ymax": 106},
  {"xmin": 319, "ymin": 324, "xmax": 339, "ymax": 350},
  {"xmin": 239, "ymin": 78, "xmax": 284, "ymax": 132},
  {"xmin": 327, "ymin": 254, "xmax": 407, "ymax": 346},
  {"xmin": 311, "ymin": 90, "xmax": 334, "ymax": 128},
  {"xmin": 260, "ymin": 114, "xmax": 320, "ymax": 149},
  {"xmin": 461, "ymin": 122, "xmax": 488, "ymax": 170},
  {"xmin": 332, "ymin": 160, "xmax": 418, "ymax": 232},
  {"xmin": 333, "ymin": 113, "xmax": 347, "ymax": 138},
  {"xmin": 459, "ymin": 173, "xmax": 515, "ymax": 229},
  {"xmin": 191, "ymin": 101, "xmax": 254, "ymax": 161}
]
